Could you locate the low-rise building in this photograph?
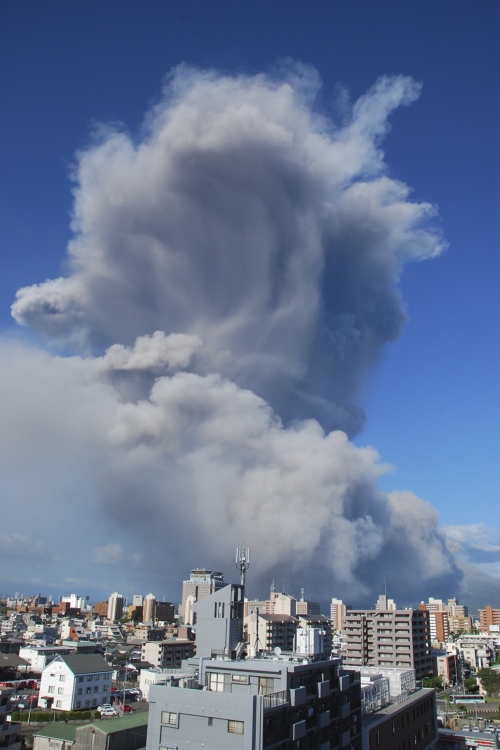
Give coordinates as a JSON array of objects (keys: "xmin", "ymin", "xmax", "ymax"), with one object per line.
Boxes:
[
  {"xmin": 38, "ymin": 653, "xmax": 113, "ymax": 712},
  {"xmin": 0, "ymin": 687, "xmax": 21, "ymax": 750},
  {"xmin": 19, "ymin": 645, "xmax": 74, "ymax": 672},
  {"xmin": 141, "ymin": 639, "xmax": 195, "ymax": 668},
  {"xmin": 33, "ymin": 713, "xmax": 148, "ymax": 750},
  {"xmin": 361, "ymin": 686, "xmax": 437, "ymax": 750}
]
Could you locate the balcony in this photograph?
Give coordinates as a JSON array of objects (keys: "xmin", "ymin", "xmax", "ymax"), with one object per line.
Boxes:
[
  {"xmin": 290, "ymin": 687, "xmax": 306, "ymax": 706},
  {"xmin": 291, "ymin": 719, "xmax": 306, "ymax": 741},
  {"xmin": 317, "ymin": 680, "xmax": 330, "ymax": 698},
  {"xmin": 263, "ymin": 690, "xmax": 290, "ymax": 710},
  {"xmin": 339, "ymin": 729, "xmax": 352, "ymax": 747},
  {"xmin": 316, "ymin": 710, "xmax": 330, "ymax": 729}
]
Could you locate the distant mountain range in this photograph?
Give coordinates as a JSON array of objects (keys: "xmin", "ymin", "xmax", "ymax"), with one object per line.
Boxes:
[{"xmin": 454, "ymin": 562, "xmax": 500, "ymax": 616}]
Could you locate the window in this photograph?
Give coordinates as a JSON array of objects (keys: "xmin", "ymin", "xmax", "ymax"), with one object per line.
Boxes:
[
  {"xmin": 87, "ymin": 675, "xmax": 93, "ymax": 681},
  {"xmin": 376, "ymin": 730, "xmax": 380, "ymax": 746},
  {"xmin": 48, "ymin": 686, "xmax": 54, "ymax": 694},
  {"xmin": 228, "ymin": 720, "xmax": 244, "ymax": 734},
  {"xmin": 161, "ymin": 712, "xmax": 178, "ymax": 727},
  {"xmin": 94, "ymin": 674, "xmax": 100, "ymax": 680},
  {"xmin": 103, "ymin": 685, "xmax": 108, "ymax": 692},
  {"xmin": 86, "ymin": 687, "xmax": 91, "ymax": 694},
  {"xmin": 56, "ymin": 701, "xmax": 62, "ymax": 708},
  {"xmin": 92, "ymin": 699, "xmax": 97, "ymax": 706},
  {"xmin": 209, "ymin": 673, "xmax": 225, "ymax": 692},
  {"xmin": 76, "ymin": 702, "xmax": 81, "ymax": 709},
  {"xmin": 208, "ymin": 717, "xmax": 213, "ymax": 726},
  {"xmin": 78, "ymin": 677, "xmax": 83, "ymax": 683},
  {"xmin": 85, "ymin": 700, "xmax": 90, "ymax": 707},
  {"xmin": 93, "ymin": 686, "xmax": 99, "ymax": 693},
  {"xmin": 57, "ymin": 687, "xmax": 64, "ymax": 695},
  {"xmin": 159, "ymin": 747, "xmax": 177, "ymax": 750},
  {"xmin": 59, "ymin": 675, "xmax": 65, "ymax": 682},
  {"xmin": 232, "ymin": 674, "xmax": 248, "ymax": 683},
  {"xmin": 77, "ymin": 689, "xmax": 82, "ymax": 695}
]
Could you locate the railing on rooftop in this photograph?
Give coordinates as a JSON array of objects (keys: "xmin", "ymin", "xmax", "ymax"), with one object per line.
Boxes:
[{"xmin": 263, "ymin": 689, "xmax": 290, "ymax": 709}]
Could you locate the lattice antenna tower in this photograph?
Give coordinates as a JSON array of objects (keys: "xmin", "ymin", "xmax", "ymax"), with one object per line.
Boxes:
[{"xmin": 236, "ymin": 545, "xmax": 250, "ymax": 587}]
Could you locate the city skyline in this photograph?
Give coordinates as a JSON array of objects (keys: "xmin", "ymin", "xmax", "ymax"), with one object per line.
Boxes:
[{"xmin": 0, "ymin": 2, "xmax": 499, "ymax": 602}]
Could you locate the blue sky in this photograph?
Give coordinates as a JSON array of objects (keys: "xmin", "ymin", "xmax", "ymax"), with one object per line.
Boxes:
[{"xmin": 0, "ymin": 1, "xmax": 499, "ymax": 600}]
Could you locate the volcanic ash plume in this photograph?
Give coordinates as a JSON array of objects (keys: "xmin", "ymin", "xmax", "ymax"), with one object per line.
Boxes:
[{"xmin": 4, "ymin": 66, "xmax": 458, "ymax": 602}]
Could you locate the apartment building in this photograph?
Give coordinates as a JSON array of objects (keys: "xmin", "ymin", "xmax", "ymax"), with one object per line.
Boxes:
[
  {"xmin": 181, "ymin": 569, "xmax": 225, "ymax": 625},
  {"xmin": 429, "ymin": 611, "xmax": 449, "ymax": 643},
  {"xmin": 146, "ymin": 580, "xmax": 363, "ymax": 750},
  {"xmin": 362, "ymin": 685, "xmax": 437, "ymax": 750},
  {"xmin": 38, "ymin": 654, "xmax": 112, "ymax": 711},
  {"xmin": 343, "ymin": 597, "xmax": 433, "ymax": 680},
  {"xmin": 107, "ymin": 593, "xmax": 124, "ymax": 622},
  {"xmin": 0, "ymin": 687, "xmax": 21, "ymax": 750},
  {"xmin": 141, "ymin": 639, "xmax": 195, "ymax": 668},
  {"xmin": 330, "ymin": 599, "xmax": 350, "ymax": 633},
  {"xmin": 479, "ymin": 605, "xmax": 500, "ymax": 632},
  {"xmin": 244, "ymin": 613, "xmax": 299, "ymax": 657}
]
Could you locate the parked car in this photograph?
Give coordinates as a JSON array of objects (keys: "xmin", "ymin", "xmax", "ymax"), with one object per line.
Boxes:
[
  {"xmin": 462, "ymin": 725, "xmax": 470, "ymax": 732},
  {"xmin": 123, "ymin": 705, "xmax": 134, "ymax": 713},
  {"xmin": 472, "ymin": 726, "xmax": 480, "ymax": 733},
  {"xmin": 97, "ymin": 704, "xmax": 113, "ymax": 712},
  {"xmin": 100, "ymin": 709, "xmax": 118, "ymax": 717}
]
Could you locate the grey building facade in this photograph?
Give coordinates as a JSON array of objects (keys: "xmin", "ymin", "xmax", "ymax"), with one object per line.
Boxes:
[
  {"xmin": 147, "ymin": 582, "xmax": 362, "ymax": 750},
  {"xmin": 343, "ymin": 608, "xmax": 433, "ymax": 680}
]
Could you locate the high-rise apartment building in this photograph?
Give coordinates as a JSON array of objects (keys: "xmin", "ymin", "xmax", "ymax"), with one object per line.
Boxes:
[
  {"xmin": 479, "ymin": 605, "xmax": 500, "ymax": 631},
  {"xmin": 133, "ymin": 595, "xmax": 144, "ymax": 606},
  {"xmin": 181, "ymin": 569, "xmax": 225, "ymax": 624},
  {"xmin": 295, "ymin": 589, "xmax": 321, "ymax": 615},
  {"xmin": 143, "ymin": 593, "xmax": 156, "ymax": 623},
  {"xmin": 107, "ymin": 592, "xmax": 124, "ymax": 622},
  {"xmin": 330, "ymin": 598, "xmax": 349, "ymax": 633},
  {"xmin": 343, "ymin": 596, "xmax": 433, "ymax": 680},
  {"xmin": 429, "ymin": 611, "xmax": 449, "ymax": 643}
]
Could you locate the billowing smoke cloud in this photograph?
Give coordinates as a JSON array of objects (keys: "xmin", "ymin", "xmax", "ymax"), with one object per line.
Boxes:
[{"xmin": 3, "ymin": 65, "xmax": 459, "ymax": 604}]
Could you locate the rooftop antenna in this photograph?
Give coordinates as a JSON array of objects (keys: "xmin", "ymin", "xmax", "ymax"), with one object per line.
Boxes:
[
  {"xmin": 300, "ymin": 587, "xmax": 305, "ymax": 602},
  {"xmin": 236, "ymin": 546, "xmax": 250, "ymax": 587}
]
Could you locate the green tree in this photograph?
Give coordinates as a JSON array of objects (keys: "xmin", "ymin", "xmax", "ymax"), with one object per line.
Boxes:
[
  {"xmin": 464, "ymin": 677, "xmax": 478, "ymax": 693},
  {"xmin": 477, "ymin": 668, "xmax": 500, "ymax": 696},
  {"xmin": 423, "ymin": 676, "xmax": 443, "ymax": 689}
]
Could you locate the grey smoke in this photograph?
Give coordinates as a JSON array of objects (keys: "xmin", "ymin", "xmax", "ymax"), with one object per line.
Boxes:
[{"xmin": 3, "ymin": 66, "xmax": 459, "ymax": 603}]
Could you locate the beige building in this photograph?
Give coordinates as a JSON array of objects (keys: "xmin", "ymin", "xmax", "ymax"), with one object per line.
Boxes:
[
  {"xmin": 181, "ymin": 569, "xmax": 225, "ymax": 625},
  {"xmin": 479, "ymin": 605, "xmax": 500, "ymax": 632},
  {"xmin": 244, "ymin": 612, "xmax": 298, "ymax": 656},
  {"xmin": 343, "ymin": 596, "xmax": 433, "ymax": 680},
  {"xmin": 330, "ymin": 598, "xmax": 349, "ymax": 633},
  {"xmin": 141, "ymin": 639, "xmax": 195, "ymax": 668}
]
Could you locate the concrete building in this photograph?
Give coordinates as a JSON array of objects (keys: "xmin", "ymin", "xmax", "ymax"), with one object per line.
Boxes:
[
  {"xmin": 244, "ymin": 612, "xmax": 298, "ymax": 657},
  {"xmin": 93, "ymin": 601, "xmax": 108, "ymax": 617},
  {"xmin": 330, "ymin": 599, "xmax": 350, "ymax": 633},
  {"xmin": 433, "ymin": 651, "xmax": 460, "ymax": 686},
  {"xmin": 429, "ymin": 611, "xmax": 449, "ymax": 643},
  {"xmin": 38, "ymin": 654, "xmax": 112, "ymax": 712},
  {"xmin": 295, "ymin": 590, "xmax": 320, "ymax": 615},
  {"xmin": 361, "ymin": 686, "xmax": 437, "ymax": 750},
  {"xmin": 141, "ymin": 597, "xmax": 175, "ymax": 624},
  {"xmin": 181, "ymin": 569, "xmax": 225, "ymax": 625},
  {"xmin": 132, "ymin": 595, "xmax": 143, "ymax": 606},
  {"xmin": 447, "ymin": 614, "xmax": 472, "ymax": 634},
  {"xmin": 147, "ymin": 576, "xmax": 363, "ymax": 750},
  {"xmin": 0, "ymin": 687, "xmax": 21, "ymax": 750},
  {"xmin": 479, "ymin": 605, "xmax": 500, "ymax": 632},
  {"xmin": 107, "ymin": 593, "xmax": 124, "ymax": 623},
  {"xmin": 141, "ymin": 639, "xmax": 195, "ymax": 668},
  {"xmin": 19, "ymin": 645, "xmax": 74, "ymax": 673},
  {"xmin": 343, "ymin": 599, "xmax": 433, "ymax": 680}
]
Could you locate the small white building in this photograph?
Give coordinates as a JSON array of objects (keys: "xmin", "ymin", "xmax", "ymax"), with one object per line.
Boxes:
[
  {"xmin": 38, "ymin": 653, "xmax": 113, "ymax": 712},
  {"xmin": 19, "ymin": 646, "xmax": 74, "ymax": 672}
]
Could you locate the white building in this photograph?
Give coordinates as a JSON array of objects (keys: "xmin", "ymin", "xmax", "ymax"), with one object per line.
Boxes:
[
  {"xmin": 107, "ymin": 593, "xmax": 124, "ymax": 622},
  {"xmin": 38, "ymin": 654, "xmax": 113, "ymax": 712},
  {"xmin": 133, "ymin": 595, "xmax": 143, "ymax": 606},
  {"xmin": 60, "ymin": 594, "xmax": 87, "ymax": 610},
  {"xmin": 19, "ymin": 646, "xmax": 74, "ymax": 672}
]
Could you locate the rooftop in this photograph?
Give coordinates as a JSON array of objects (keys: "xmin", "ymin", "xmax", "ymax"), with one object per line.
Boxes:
[
  {"xmin": 33, "ymin": 723, "xmax": 77, "ymax": 741},
  {"xmin": 59, "ymin": 654, "xmax": 112, "ymax": 674},
  {"xmin": 89, "ymin": 712, "xmax": 149, "ymax": 734}
]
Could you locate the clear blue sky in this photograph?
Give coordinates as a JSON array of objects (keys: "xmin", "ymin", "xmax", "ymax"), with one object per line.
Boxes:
[{"xmin": 1, "ymin": 1, "xmax": 499, "ymax": 596}]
